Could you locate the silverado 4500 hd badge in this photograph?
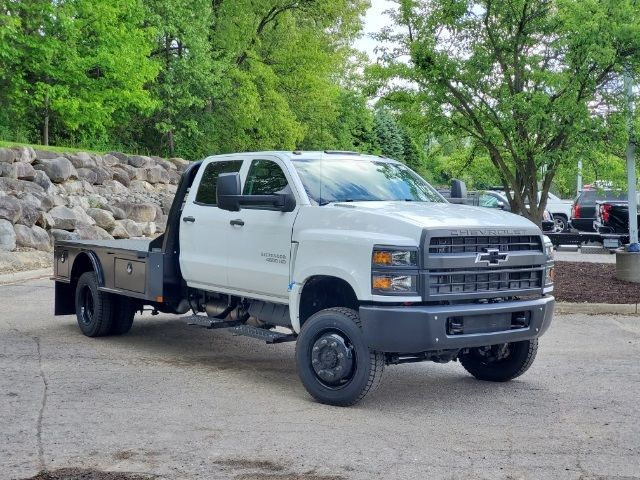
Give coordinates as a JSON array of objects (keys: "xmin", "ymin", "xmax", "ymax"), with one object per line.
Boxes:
[{"xmin": 261, "ymin": 252, "xmax": 287, "ymax": 264}]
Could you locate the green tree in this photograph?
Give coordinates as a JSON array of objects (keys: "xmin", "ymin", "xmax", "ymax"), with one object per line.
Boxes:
[
  {"xmin": 374, "ymin": 107, "xmax": 404, "ymax": 159},
  {"xmin": 0, "ymin": 0, "xmax": 158, "ymax": 146},
  {"xmin": 371, "ymin": 0, "xmax": 640, "ymax": 223}
]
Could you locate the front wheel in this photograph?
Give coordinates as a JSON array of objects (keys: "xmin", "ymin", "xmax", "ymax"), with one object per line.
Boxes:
[
  {"xmin": 295, "ymin": 307, "xmax": 384, "ymax": 406},
  {"xmin": 459, "ymin": 339, "xmax": 538, "ymax": 382}
]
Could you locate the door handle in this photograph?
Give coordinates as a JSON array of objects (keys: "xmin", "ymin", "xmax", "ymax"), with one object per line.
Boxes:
[
  {"xmin": 230, "ymin": 219, "xmax": 245, "ymax": 227},
  {"xmin": 183, "ymin": 216, "xmax": 196, "ymax": 223}
]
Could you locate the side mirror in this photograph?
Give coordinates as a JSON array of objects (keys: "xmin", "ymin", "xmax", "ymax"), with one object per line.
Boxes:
[
  {"xmin": 278, "ymin": 193, "xmax": 297, "ymax": 213},
  {"xmin": 216, "ymin": 172, "xmax": 241, "ymax": 211},
  {"xmin": 450, "ymin": 179, "xmax": 467, "ymax": 199},
  {"xmin": 497, "ymin": 201, "xmax": 505, "ymax": 210}
]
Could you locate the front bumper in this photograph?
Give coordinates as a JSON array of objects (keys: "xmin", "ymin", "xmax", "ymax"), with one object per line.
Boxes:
[{"xmin": 359, "ymin": 296, "xmax": 554, "ymax": 353}]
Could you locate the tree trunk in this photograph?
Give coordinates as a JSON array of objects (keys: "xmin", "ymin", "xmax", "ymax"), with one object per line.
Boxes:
[
  {"xmin": 43, "ymin": 92, "xmax": 49, "ymax": 146},
  {"xmin": 167, "ymin": 129, "xmax": 175, "ymax": 156}
]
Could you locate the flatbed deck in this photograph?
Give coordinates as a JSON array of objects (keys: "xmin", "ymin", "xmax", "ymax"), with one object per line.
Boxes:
[{"xmin": 56, "ymin": 238, "xmax": 152, "ymax": 254}]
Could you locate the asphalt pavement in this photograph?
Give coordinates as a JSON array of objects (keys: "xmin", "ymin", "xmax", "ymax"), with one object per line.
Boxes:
[{"xmin": 1, "ymin": 278, "xmax": 639, "ymax": 480}]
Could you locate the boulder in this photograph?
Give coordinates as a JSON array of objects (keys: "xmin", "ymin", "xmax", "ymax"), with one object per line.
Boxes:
[
  {"xmin": 129, "ymin": 180, "xmax": 154, "ymax": 193},
  {"xmin": 49, "ymin": 206, "xmax": 80, "ymax": 231},
  {"xmin": 168, "ymin": 157, "xmax": 190, "ymax": 171},
  {"xmin": 113, "ymin": 163, "xmax": 137, "ymax": 179},
  {"xmin": 33, "ymin": 170, "xmax": 54, "ymax": 192},
  {"xmin": 49, "ymin": 229, "xmax": 80, "ymax": 242},
  {"xmin": 140, "ymin": 221, "xmax": 156, "ymax": 237},
  {"xmin": 112, "ymin": 169, "xmax": 130, "ymax": 187},
  {"xmin": 34, "ymin": 157, "xmax": 78, "ymax": 183},
  {"xmin": 14, "ymin": 162, "xmax": 36, "ymax": 180},
  {"xmin": 68, "ymin": 196, "xmax": 90, "ymax": 211},
  {"xmin": 41, "ymin": 195, "xmax": 66, "ymax": 211},
  {"xmin": 130, "ymin": 168, "xmax": 147, "ymax": 181},
  {"xmin": 14, "ymin": 224, "xmax": 51, "ymax": 251},
  {"xmin": 159, "ymin": 193, "xmax": 175, "ymax": 214},
  {"xmin": 168, "ymin": 170, "xmax": 182, "ymax": 185},
  {"xmin": 76, "ymin": 167, "xmax": 98, "ymax": 184},
  {"xmin": 106, "ymin": 151, "xmax": 130, "ymax": 164},
  {"xmin": 34, "ymin": 149, "xmax": 61, "ymax": 160},
  {"xmin": 128, "ymin": 155, "xmax": 154, "ymax": 168},
  {"xmin": 0, "ymin": 163, "xmax": 17, "ymax": 178},
  {"xmin": 75, "ymin": 225, "xmax": 114, "ymax": 241},
  {"xmin": 71, "ymin": 206, "xmax": 96, "ymax": 226},
  {"xmin": 111, "ymin": 222, "xmax": 129, "ymax": 239},
  {"xmin": 0, "ymin": 148, "xmax": 16, "ymax": 163},
  {"xmin": 0, "ymin": 196, "xmax": 22, "ymax": 223},
  {"xmin": 0, "ymin": 220, "xmax": 16, "ymax": 251},
  {"xmin": 101, "ymin": 179, "xmax": 129, "ymax": 195},
  {"xmin": 104, "ymin": 204, "xmax": 127, "ymax": 220},
  {"xmin": 124, "ymin": 202, "xmax": 157, "ymax": 222},
  {"xmin": 87, "ymin": 194, "xmax": 108, "ymax": 209},
  {"xmin": 92, "ymin": 166, "xmax": 113, "ymax": 185},
  {"xmin": 102, "ymin": 154, "xmax": 120, "ymax": 167},
  {"xmin": 12, "ymin": 146, "xmax": 36, "ymax": 163},
  {"xmin": 65, "ymin": 152, "xmax": 96, "ymax": 169},
  {"xmin": 36, "ymin": 211, "xmax": 55, "ymax": 229},
  {"xmin": 0, "ymin": 177, "xmax": 45, "ymax": 196},
  {"xmin": 152, "ymin": 156, "xmax": 177, "ymax": 171},
  {"xmin": 86, "ymin": 208, "xmax": 116, "ymax": 231},
  {"xmin": 145, "ymin": 165, "xmax": 170, "ymax": 184},
  {"xmin": 59, "ymin": 179, "xmax": 94, "ymax": 195},
  {"xmin": 115, "ymin": 219, "xmax": 142, "ymax": 238},
  {"xmin": 16, "ymin": 199, "xmax": 39, "ymax": 228}
]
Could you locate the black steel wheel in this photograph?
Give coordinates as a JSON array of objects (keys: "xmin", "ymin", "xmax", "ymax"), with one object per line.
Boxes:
[
  {"xmin": 74, "ymin": 271, "xmax": 114, "ymax": 337},
  {"xmin": 295, "ymin": 307, "xmax": 384, "ymax": 406},
  {"xmin": 459, "ymin": 339, "xmax": 538, "ymax": 382},
  {"xmin": 110, "ymin": 295, "xmax": 138, "ymax": 335}
]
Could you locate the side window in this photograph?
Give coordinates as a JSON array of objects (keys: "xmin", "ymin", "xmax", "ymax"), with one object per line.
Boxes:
[
  {"xmin": 479, "ymin": 194, "xmax": 499, "ymax": 208},
  {"xmin": 195, "ymin": 160, "xmax": 243, "ymax": 205},
  {"xmin": 243, "ymin": 160, "xmax": 289, "ymax": 195}
]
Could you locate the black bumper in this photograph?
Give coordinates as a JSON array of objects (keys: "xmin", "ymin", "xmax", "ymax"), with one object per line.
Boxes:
[{"xmin": 359, "ymin": 296, "xmax": 555, "ymax": 353}]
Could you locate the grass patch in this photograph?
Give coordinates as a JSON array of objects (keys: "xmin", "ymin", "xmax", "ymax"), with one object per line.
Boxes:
[{"xmin": 0, "ymin": 140, "xmax": 103, "ymax": 154}]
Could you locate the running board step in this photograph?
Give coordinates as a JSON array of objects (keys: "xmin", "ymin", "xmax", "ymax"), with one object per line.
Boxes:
[
  {"xmin": 184, "ymin": 315, "xmax": 244, "ymax": 330},
  {"xmin": 228, "ymin": 325, "xmax": 297, "ymax": 344}
]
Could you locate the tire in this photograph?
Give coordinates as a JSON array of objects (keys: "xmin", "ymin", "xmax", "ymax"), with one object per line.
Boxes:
[
  {"xmin": 459, "ymin": 339, "xmax": 538, "ymax": 382},
  {"xmin": 75, "ymin": 271, "xmax": 114, "ymax": 337},
  {"xmin": 110, "ymin": 295, "xmax": 137, "ymax": 335},
  {"xmin": 295, "ymin": 307, "xmax": 384, "ymax": 407},
  {"xmin": 553, "ymin": 215, "xmax": 568, "ymax": 233}
]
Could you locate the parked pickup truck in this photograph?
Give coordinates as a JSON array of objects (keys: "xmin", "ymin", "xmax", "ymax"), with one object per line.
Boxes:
[
  {"xmin": 594, "ymin": 194, "xmax": 640, "ymax": 234},
  {"xmin": 53, "ymin": 151, "xmax": 555, "ymax": 406}
]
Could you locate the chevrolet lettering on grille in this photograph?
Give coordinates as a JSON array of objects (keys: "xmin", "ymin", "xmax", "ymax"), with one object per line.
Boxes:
[{"xmin": 476, "ymin": 248, "xmax": 509, "ymax": 266}]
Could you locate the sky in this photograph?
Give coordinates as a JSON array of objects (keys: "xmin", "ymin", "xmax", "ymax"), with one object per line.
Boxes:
[{"xmin": 353, "ymin": 0, "xmax": 394, "ymax": 61}]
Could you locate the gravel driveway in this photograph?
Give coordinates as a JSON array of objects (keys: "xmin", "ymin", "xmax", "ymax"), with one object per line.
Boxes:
[{"xmin": 2, "ymin": 279, "xmax": 639, "ymax": 480}]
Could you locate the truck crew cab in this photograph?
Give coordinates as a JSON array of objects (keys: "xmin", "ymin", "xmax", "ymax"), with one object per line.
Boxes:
[{"xmin": 53, "ymin": 151, "xmax": 555, "ymax": 406}]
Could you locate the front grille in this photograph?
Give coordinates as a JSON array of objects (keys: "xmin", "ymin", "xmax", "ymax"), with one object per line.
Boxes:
[
  {"xmin": 428, "ymin": 266, "xmax": 543, "ymax": 295},
  {"xmin": 429, "ymin": 235, "xmax": 542, "ymax": 254}
]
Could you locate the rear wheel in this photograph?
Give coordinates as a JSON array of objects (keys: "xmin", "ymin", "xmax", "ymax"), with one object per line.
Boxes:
[
  {"xmin": 459, "ymin": 339, "xmax": 538, "ymax": 382},
  {"xmin": 110, "ymin": 295, "xmax": 138, "ymax": 335},
  {"xmin": 295, "ymin": 307, "xmax": 384, "ymax": 406},
  {"xmin": 75, "ymin": 271, "xmax": 114, "ymax": 337}
]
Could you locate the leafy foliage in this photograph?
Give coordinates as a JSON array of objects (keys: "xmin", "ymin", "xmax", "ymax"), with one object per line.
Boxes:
[{"xmin": 370, "ymin": 0, "xmax": 640, "ymax": 221}]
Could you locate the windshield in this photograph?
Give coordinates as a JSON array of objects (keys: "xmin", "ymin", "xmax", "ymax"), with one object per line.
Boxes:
[{"xmin": 292, "ymin": 158, "xmax": 445, "ymax": 204}]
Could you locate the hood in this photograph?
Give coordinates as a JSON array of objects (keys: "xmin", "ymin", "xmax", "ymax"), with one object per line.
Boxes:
[{"xmin": 332, "ymin": 201, "xmax": 541, "ymax": 232}]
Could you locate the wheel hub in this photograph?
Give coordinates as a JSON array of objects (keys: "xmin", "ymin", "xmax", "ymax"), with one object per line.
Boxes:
[{"xmin": 311, "ymin": 333, "xmax": 354, "ymax": 385}]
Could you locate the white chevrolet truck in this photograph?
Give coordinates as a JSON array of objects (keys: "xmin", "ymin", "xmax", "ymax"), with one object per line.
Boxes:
[{"xmin": 53, "ymin": 151, "xmax": 555, "ymax": 406}]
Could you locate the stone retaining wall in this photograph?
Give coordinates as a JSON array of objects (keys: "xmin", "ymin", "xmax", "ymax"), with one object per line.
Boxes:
[{"xmin": 0, "ymin": 145, "xmax": 188, "ymax": 271}]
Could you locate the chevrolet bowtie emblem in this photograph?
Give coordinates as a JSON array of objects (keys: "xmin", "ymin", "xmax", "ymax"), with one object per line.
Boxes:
[{"xmin": 476, "ymin": 248, "xmax": 508, "ymax": 266}]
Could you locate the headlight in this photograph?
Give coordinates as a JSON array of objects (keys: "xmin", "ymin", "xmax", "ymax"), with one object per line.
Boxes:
[
  {"xmin": 543, "ymin": 235, "xmax": 554, "ymax": 260},
  {"xmin": 372, "ymin": 248, "xmax": 418, "ymax": 267},
  {"xmin": 372, "ymin": 274, "xmax": 418, "ymax": 293},
  {"xmin": 371, "ymin": 246, "xmax": 419, "ymax": 295}
]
